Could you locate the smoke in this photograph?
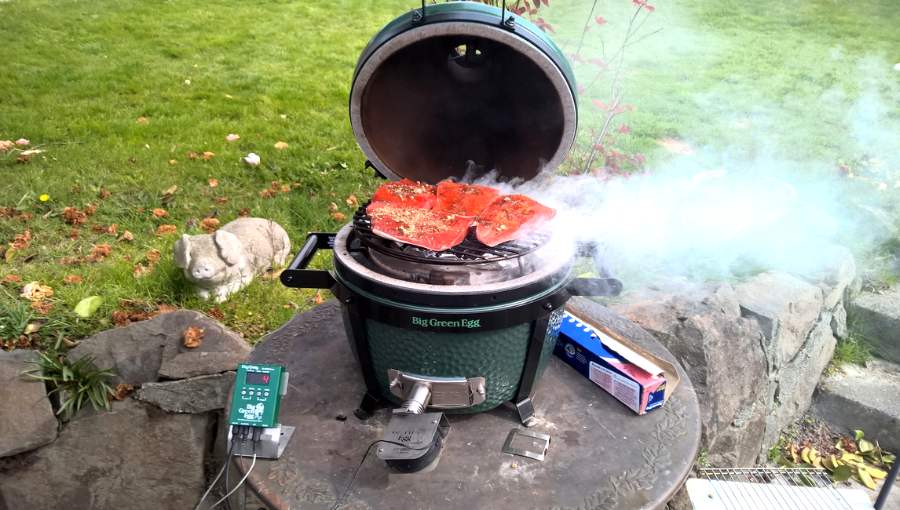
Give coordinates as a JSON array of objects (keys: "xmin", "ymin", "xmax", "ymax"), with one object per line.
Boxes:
[{"xmin": 467, "ymin": 85, "xmax": 899, "ymax": 286}]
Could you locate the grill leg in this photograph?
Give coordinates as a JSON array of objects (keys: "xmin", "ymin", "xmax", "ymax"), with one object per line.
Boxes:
[
  {"xmin": 341, "ymin": 294, "xmax": 383, "ymax": 420},
  {"xmin": 513, "ymin": 314, "xmax": 551, "ymax": 426}
]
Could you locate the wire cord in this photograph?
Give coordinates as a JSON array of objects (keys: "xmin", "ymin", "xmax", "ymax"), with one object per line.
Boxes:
[
  {"xmin": 208, "ymin": 453, "xmax": 257, "ymax": 509},
  {"xmin": 194, "ymin": 437, "xmax": 236, "ymax": 510}
]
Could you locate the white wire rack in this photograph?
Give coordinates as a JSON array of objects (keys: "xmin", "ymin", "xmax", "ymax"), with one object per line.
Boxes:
[{"xmin": 687, "ymin": 467, "xmax": 874, "ymax": 510}]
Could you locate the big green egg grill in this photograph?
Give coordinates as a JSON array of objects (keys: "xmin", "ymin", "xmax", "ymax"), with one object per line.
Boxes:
[{"xmin": 281, "ymin": 1, "xmax": 621, "ymax": 428}]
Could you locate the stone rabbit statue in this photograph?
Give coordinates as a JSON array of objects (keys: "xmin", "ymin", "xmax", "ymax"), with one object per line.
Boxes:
[{"xmin": 173, "ymin": 218, "xmax": 291, "ymax": 302}]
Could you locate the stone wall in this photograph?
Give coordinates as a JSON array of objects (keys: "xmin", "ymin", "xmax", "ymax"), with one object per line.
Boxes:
[{"xmin": 609, "ymin": 248, "xmax": 856, "ymax": 465}]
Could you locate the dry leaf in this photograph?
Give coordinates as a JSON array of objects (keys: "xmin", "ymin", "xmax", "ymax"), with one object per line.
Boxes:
[
  {"xmin": 106, "ymin": 223, "xmax": 118, "ymax": 235},
  {"xmin": 183, "ymin": 326, "xmax": 204, "ymax": 348},
  {"xmin": 206, "ymin": 307, "xmax": 225, "ymax": 321},
  {"xmin": 63, "ymin": 274, "xmax": 83, "ymax": 285},
  {"xmin": 259, "ymin": 189, "xmax": 277, "ymax": 199},
  {"xmin": 2, "ymin": 274, "xmax": 22, "ymax": 284},
  {"xmin": 118, "ymin": 230, "xmax": 134, "ymax": 242},
  {"xmin": 157, "ymin": 304, "xmax": 177, "ymax": 314},
  {"xmin": 162, "ymin": 185, "xmax": 178, "ymax": 197},
  {"xmin": 156, "ymin": 224, "xmax": 177, "ymax": 236},
  {"xmin": 345, "ymin": 194, "xmax": 358, "ymax": 208},
  {"xmin": 152, "ymin": 208, "xmax": 168, "ymax": 218},
  {"xmin": 238, "ymin": 208, "xmax": 250, "ymax": 217},
  {"xmin": 88, "ymin": 243, "xmax": 112, "ymax": 262},
  {"xmin": 60, "ymin": 256, "xmax": 83, "ymax": 266},
  {"xmin": 31, "ymin": 301, "xmax": 54, "ymax": 314},
  {"xmin": 200, "ymin": 217, "xmax": 220, "ymax": 233},
  {"xmin": 146, "ymin": 249, "xmax": 161, "ymax": 264},
  {"xmin": 68, "ymin": 227, "xmax": 80, "ymax": 240},
  {"xmin": 132, "ymin": 264, "xmax": 151, "ymax": 278},
  {"xmin": 136, "ymin": 116, "xmax": 149, "ymax": 125},
  {"xmin": 226, "ymin": 134, "xmax": 240, "ymax": 142},
  {"xmin": 313, "ymin": 290, "xmax": 324, "ymax": 305},
  {"xmin": 91, "ymin": 225, "xmax": 106, "ymax": 234},
  {"xmin": 208, "ymin": 178, "xmax": 219, "ymax": 188},
  {"xmin": 0, "ymin": 140, "xmax": 14, "ymax": 152},
  {"xmin": 84, "ymin": 203, "xmax": 98, "ymax": 216},
  {"xmin": 328, "ymin": 202, "xmax": 339, "ymax": 213},
  {"xmin": 186, "ymin": 151, "xmax": 199, "ymax": 160},
  {"xmin": 214, "ymin": 196, "xmax": 229, "ymax": 205},
  {"xmin": 330, "ymin": 212, "xmax": 347, "ymax": 222},
  {"xmin": 21, "ymin": 282, "xmax": 53, "ymax": 301},
  {"xmin": 98, "ymin": 187, "xmax": 111, "ymax": 199},
  {"xmin": 274, "ymin": 141, "xmax": 289, "ymax": 150},
  {"xmin": 201, "ymin": 151, "xmax": 215, "ymax": 161},
  {"xmin": 10, "ymin": 229, "xmax": 32, "ymax": 250},
  {"xmin": 112, "ymin": 383, "xmax": 134, "ymax": 400},
  {"xmin": 168, "ymin": 159, "xmax": 178, "ymax": 166},
  {"xmin": 62, "ymin": 207, "xmax": 87, "ymax": 225},
  {"xmin": 15, "ymin": 138, "xmax": 29, "ymax": 147}
]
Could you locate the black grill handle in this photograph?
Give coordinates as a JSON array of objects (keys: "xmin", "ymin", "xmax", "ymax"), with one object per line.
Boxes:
[
  {"xmin": 280, "ymin": 232, "xmax": 337, "ymax": 289},
  {"xmin": 566, "ymin": 277, "xmax": 623, "ymax": 297}
]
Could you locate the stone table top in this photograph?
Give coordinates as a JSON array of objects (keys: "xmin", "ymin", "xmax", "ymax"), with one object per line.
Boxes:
[{"xmin": 239, "ymin": 298, "xmax": 700, "ymax": 510}]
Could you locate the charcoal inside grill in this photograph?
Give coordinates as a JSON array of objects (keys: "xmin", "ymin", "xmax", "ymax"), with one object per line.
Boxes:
[{"xmin": 352, "ymin": 203, "xmax": 547, "ymax": 265}]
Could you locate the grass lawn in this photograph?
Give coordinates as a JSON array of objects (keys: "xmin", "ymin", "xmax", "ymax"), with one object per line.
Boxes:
[{"xmin": 1, "ymin": 0, "xmax": 898, "ymax": 347}]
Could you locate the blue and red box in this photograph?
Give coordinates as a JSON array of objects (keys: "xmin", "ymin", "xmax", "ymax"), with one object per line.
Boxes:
[{"xmin": 554, "ymin": 310, "xmax": 679, "ymax": 415}]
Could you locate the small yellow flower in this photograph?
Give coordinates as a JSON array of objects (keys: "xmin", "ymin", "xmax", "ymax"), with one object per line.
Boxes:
[{"xmin": 38, "ymin": 194, "xmax": 50, "ymax": 202}]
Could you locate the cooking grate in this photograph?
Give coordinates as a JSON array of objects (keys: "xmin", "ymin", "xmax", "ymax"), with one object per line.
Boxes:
[
  {"xmin": 351, "ymin": 203, "xmax": 548, "ymax": 265},
  {"xmin": 688, "ymin": 467, "xmax": 873, "ymax": 510}
]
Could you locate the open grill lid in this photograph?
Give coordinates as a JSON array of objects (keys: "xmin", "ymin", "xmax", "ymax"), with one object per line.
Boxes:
[{"xmin": 349, "ymin": 1, "xmax": 578, "ymax": 184}]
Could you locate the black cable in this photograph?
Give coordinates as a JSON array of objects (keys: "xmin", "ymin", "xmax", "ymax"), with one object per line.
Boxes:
[{"xmin": 195, "ymin": 435, "xmax": 236, "ymax": 510}]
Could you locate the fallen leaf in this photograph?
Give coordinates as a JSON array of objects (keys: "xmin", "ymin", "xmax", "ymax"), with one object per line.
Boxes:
[
  {"xmin": 259, "ymin": 189, "xmax": 277, "ymax": 199},
  {"xmin": 201, "ymin": 151, "xmax": 215, "ymax": 161},
  {"xmin": 157, "ymin": 304, "xmax": 177, "ymax": 314},
  {"xmin": 2, "ymin": 274, "xmax": 22, "ymax": 284},
  {"xmin": 345, "ymin": 194, "xmax": 358, "ymax": 208},
  {"xmin": 162, "ymin": 185, "xmax": 178, "ymax": 197},
  {"xmin": 10, "ymin": 229, "xmax": 32, "ymax": 250},
  {"xmin": 328, "ymin": 202, "xmax": 340, "ymax": 213},
  {"xmin": 132, "ymin": 264, "xmax": 151, "ymax": 278},
  {"xmin": 214, "ymin": 196, "xmax": 229, "ymax": 204},
  {"xmin": 98, "ymin": 187, "xmax": 111, "ymax": 199},
  {"xmin": 74, "ymin": 296, "xmax": 104, "ymax": 318},
  {"xmin": 20, "ymin": 282, "xmax": 53, "ymax": 301},
  {"xmin": 280, "ymin": 184, "xmax": 291, "ymax": 193},
  {"xmin": 208, "ymin": 178, "xmax": 219, "ymax": 188},
  {"xmin": 146, "ymin": 249, "xmax": 161, "ymax": 264},
  {"xmin": 657, "ymin": 137, "xmax": 695, "ymax": 155},
  {"xmin": 152, "ymin": 208, "xmax": 168, "ymax": 218},
  {"xmin": 112, "ymin": 383, "xmax": 134, "ymax": 400},
  {"xmin": 274, "ymin": 141, "xmax": 289, "ymax": 150},
  {"xmin": 15, "ymin": 138, "xmax": 30, "ymax": 146},
  {"xmin": 118, "ymin": 230, "xmax": 134, "ymax": 242},
  {"xmin": 60, "ymin": 256, "xmax": 83, "ymax": 265},
  {"xmin": 330, "ymin": 212, "xmax": 347, "ymax": 221},
  {"xmin": 63, "ymin": 274, "xmax": 83, "ymax": 285},
  {"xmin": 206, "ymin": 307, "xmax": 225, "ymax": 321},
  {"xmin": 62, "ymin": 207, "xmax": 87, "ymax": 225},
  {"xmin": 24, "ymin": 322, "xmax": 42, "ymax": 335},
  {"xmin": 68, "ymin": 227, "xmax": 80, "ymax": 240},
  {"xmin": 168, "ymin": 159, "xmax": 178, "ymax": 166},
  {"xmin": 226, "ymin": 134, "xmax": 240, "ymax": 142},
  {"xmin": 200, "ymin": 217, "xmax": 220, "ymax": 233},
  {"xmin": 238, "ymin": 208, "xmax": 250, "ymax": 217},
  {"xmin": 87, "ymin": 243, "xmax": 112, "ymax": 262},
  {"xmin": 314, "ymin": 290, "xmax": 324, "ymax": 305},
  {"xmin": 183, "ymin": 326, "xmax": 204, "ymax": 348},
  {"xmin": 84, "ymin": 203, "xmax": 98, "ymax": 216},
  {"xmin": 186, "ymin": 151, "xmax": 199, "ymax": 160},
  {"xmin": 106, "ymin": 224, "xmax": 118, "ymax": 235},
  {"xmin": 0, "ymin": 140, "xmax": 13, "ymax": 152},
  {"xmin": 31, "ymin": 301, "xmax": 54, "ymax": 314},
  {"xmin": 156, "ymin": 224, "xmax": 177, "ymax": 236}
]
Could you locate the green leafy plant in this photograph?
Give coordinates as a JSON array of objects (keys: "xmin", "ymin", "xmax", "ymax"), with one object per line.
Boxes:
[
  {"xmin": 829, "ymin": 334, "xmax": 872, "ymax": 371},
  {"xmin": 24, "ymin": 336, "xmax": 116, "ymax": 420},
  {"xmin": 0, "ymin": 294, "xmax": 34, "ymax": 341}
]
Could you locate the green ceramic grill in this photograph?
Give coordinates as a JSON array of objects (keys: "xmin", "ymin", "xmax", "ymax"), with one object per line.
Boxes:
[{"xmin": 281, "ymin": 2, "xmax": 621, "ymax": 431}]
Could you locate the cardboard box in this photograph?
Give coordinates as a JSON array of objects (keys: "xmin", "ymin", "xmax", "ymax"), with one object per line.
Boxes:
[{"xmin": 554, "ymin": 309, "xmax": 680, "ymax": 415}]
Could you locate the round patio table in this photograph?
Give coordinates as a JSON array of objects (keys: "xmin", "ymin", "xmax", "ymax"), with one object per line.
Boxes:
[{"xmin": 238, "ymin": 297, "xmax": 700, "ymax": 510}]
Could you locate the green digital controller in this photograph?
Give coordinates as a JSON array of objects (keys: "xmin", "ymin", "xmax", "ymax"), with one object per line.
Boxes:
[{"xmin": 229, "ymin": 363, "xmax": 286, "ymax": 428}]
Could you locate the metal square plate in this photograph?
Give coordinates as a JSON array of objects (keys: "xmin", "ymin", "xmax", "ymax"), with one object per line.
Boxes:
[{"xmin": 502, "ymin": 428, "xmax": 551, "ymax": 461}]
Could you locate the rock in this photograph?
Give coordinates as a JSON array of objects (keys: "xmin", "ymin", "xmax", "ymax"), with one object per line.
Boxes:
[
  {"xmin": 0, "ymin": 399, "xmax": 211, "ymax": 510},
  {"xmin": 734, "ymin": 272, "xmax": 823, "ymax": 364},
  {"xmin": 831, "ymin": 303, "xmax": 848, "ymax": 339},
  {"xmin": 0, "ymin": 350, "xmax": 57, "ymax": 457},
  {"xmin": 69, "ymin": 310, "xmax": 250, "ymax": 384},
  {"xmin": 610, "ymin": 283, "xmax": 769, "ymax": 466},
  {"xmin": 813, "ymin": 358, "xmax": 900, "ymax": 452},
  {"xmin": 763, "ymin": 318, "xmax": 837, "ymax": 448},
  {"xmin": 849, "ymin": 288, "xmax": 900, "ymax": 364},
  {"xmin": 135, "ymin": 372, "xmax": 235, "ymax": 413}
]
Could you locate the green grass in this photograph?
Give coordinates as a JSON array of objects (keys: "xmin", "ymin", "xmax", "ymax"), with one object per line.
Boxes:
[
  {"xmin": 829, "ymin": 334, "xmax": 873, "ymax": 371},
  {"xmin": 1, "ymin": 0, "xmax": 898, "ymax": 345}
]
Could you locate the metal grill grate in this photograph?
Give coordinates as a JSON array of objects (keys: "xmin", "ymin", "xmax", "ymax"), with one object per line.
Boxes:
[
  {"xmin": 688, "ymin": 467, "xmax": 873, "ymax": 510},
  {"xmin": 351, "ymin": 203, "xmax": 548, "ymax": 265}
]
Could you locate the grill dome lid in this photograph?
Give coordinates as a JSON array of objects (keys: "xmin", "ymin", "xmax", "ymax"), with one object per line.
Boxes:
[{"xmin": 349, "ymin": 2, "xmax": 577, "ymax": 184}]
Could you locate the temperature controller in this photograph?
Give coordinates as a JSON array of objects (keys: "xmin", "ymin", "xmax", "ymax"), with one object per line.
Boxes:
[{"xmin": 229, "ymin": 363, "xmax": 287, "ymax": 428}]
